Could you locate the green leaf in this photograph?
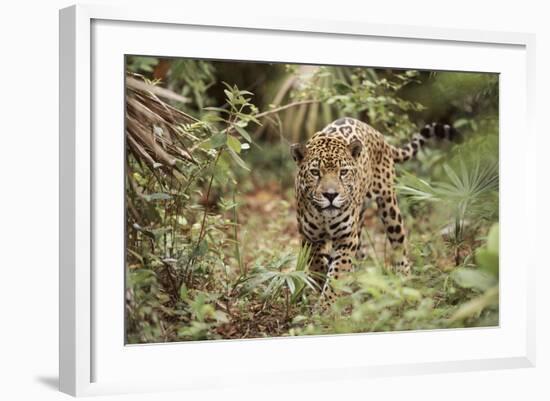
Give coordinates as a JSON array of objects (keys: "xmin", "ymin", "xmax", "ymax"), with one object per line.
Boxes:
[
  {"xmin": 192, "ymin": 239, "xmax": 209, "ymax": 257},
  {"xmin": 476, "ymin": 223, "xmax": 499, "ymax": 276},
  {"xmin": 486, "ymin": 223, "xmax": 499, "ymax": 253},
  {"xmin": 203, "ymin": 106, "xmax": 229, "ymax": 114},
  {"xmin": 402, "ymin": 287, "xmax": 422, "ymax": 301},
  {"xmin": 450, "ymin": 286, "xmax": 499, "ymax": 322},
  {"xmin": 223, "ymin": 89, "xmax": 233, "ymax": 100},
  {"xmin": 286, "ymin": 276, "xmax": 296, "ymax": 294},
  {"xmin": 327, "ymin": 95, "xmax": 349, "ymax": 105},
  {"xmin": 132, "ymin": 223, "xmax": 156, "ymax": 240},
  {"xmin": 210, "ymin": 133, "xmax": 227, "ymax": 148},
  {"xmin": 179, "ymin": 284, "xmax": 189, "ymax": 301},
  {"xmin": 476, "ymin": 249, "xmax": 499, "ymax": 277},
  {"xmin": 126, "ymin": 248, "xmax": 144, "ymax": 264},
  {"xmin": 451, "ymin": 267, "xmax": 497, "ymax": 292},
  {"xmin": 214, "ymin": 310, "xmax": 229, "ymax": 323},
  {"xmin": 226, "ymin": 135, "xmax": 241, "ymax": 154},
  {"xmin": 234, "ymin": 126, "xmax": 252, "ymax": 142},
  {"xmin": 203, "ymin": 114, "xmax": 227, "ymax": 123},
  {"xmin": 292, "ymin": 315, "xmax": 307, "ymax": 324},
  {"xmin": 198, "ymin": 139, "xmax": 213, "ymax": 150},
  {"xmin": 142, "ymin": 192, "xmax": 172, "ymax": 202},
  {"xmin": 227, "ymin": 147, "xmax": 250, "ymax": 171},
  {"xmin": 453, "ymin": 118, "xmax": 470, "ymax": 129}
]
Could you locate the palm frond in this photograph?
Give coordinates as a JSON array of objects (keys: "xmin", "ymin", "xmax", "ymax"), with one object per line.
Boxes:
[
  {"xmin": 397, "ymin": 155, "xmax": 498, "ymax": 223},
  {"xmin": 125, "ymin": 74, "xmax": 214, "ymax": 184}
]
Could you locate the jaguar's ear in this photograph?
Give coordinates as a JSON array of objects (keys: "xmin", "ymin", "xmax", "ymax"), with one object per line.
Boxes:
[
  {"xmin": 348, "ymin": 140, "xmax": 362, "ymax": 159},
  {"xmin": 291, "ymin": 143, "xmax": 306, "ymax": 164}
]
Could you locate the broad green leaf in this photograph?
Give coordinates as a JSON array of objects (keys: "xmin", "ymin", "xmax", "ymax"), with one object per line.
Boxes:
[
  {"xmin": 476, "ymin": 249, "xmax": 499, "ymax": 277},
  {"xmin": 474, "ymin": 223, "xmax": 499, "ymax": 276},
  {"xmin": 210, "ymin": 133, "xmax": 227, "ymax": 148},
  {"xmin": 226, "ymin": 135, "xmax": 241, "ymax": 154},
  {"xmin": 451, "ymin": 267, "xmax": 497, "ymax": 292}
]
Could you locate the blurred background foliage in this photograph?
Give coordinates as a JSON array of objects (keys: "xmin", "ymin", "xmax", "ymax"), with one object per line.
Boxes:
[{"xmin": 124, "ymin": 56, "xmax": 499, "ymax": 343}]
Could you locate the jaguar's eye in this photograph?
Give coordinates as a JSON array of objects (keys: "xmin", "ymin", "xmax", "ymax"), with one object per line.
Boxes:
[
  {"xmin": 310, "ymin": 169, "xmax": 320, "ymax": 177},
  {"xmin": 340, "ymin": 169, "xmax": 349, "ymax": 177}
]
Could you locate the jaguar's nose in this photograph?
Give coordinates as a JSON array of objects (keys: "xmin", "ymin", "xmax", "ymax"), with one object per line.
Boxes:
[{"xmin": 322, "ymin": 192, "xmax": 339, "ymax": 203}]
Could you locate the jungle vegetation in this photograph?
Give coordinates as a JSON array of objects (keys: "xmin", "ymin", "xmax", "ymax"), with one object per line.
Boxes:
[{"xmin": 124, "ymin": 56, "xmax": 499, "ymax": 343}]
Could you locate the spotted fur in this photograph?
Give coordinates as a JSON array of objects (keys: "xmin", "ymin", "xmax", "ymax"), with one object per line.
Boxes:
[{"xmin": 291, "ymin": 117, "xmax": 457, "ymax": 307}]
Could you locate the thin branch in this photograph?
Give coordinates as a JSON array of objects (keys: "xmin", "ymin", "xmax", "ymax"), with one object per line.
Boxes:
[
  {"xmin": 254, "ymin": 100, "xmax": 320, "ymax": 120},
  {"xmin": 196, "ymin": 151, "xmax": 222, "ymax": 246},
  {"xmin": 183, "ymin": 150, "xmax": 222, "ymax": 276}
]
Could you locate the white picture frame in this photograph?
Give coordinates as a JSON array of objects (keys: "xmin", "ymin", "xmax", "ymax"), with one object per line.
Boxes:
[{"xmin": 59, "ymin": 4, "xmax": 536, "ymax": 397}]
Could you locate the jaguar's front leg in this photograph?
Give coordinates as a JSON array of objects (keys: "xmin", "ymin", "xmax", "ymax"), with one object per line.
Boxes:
[{"xmin": 317, "ymin": 232, "xmax": 359, "ymax": 309}]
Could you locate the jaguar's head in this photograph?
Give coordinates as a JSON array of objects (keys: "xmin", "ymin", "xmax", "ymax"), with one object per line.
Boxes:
[{"xmin": 291, "ymin": 136, "xmax": 362, "ymax": 216}]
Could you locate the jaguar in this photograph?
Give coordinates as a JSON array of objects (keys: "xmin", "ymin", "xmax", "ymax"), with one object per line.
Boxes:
[{"xmin": 290, "ymin": 117, "xmax": 459, "ymax": 305}]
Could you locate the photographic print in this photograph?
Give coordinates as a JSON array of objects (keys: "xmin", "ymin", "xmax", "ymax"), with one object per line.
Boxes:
[{"xmin": 124, "ymin": 56, "xmax": 499, "ymax": 344}]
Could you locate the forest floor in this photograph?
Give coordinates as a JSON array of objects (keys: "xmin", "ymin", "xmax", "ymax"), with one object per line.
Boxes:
[
  {"xmin": 127, "ymin": 181, "xmax": 498, "ymax": 344},
  {"xmin": 211, "ymin": 183, "xmax": 460, "ymax": 340}
]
